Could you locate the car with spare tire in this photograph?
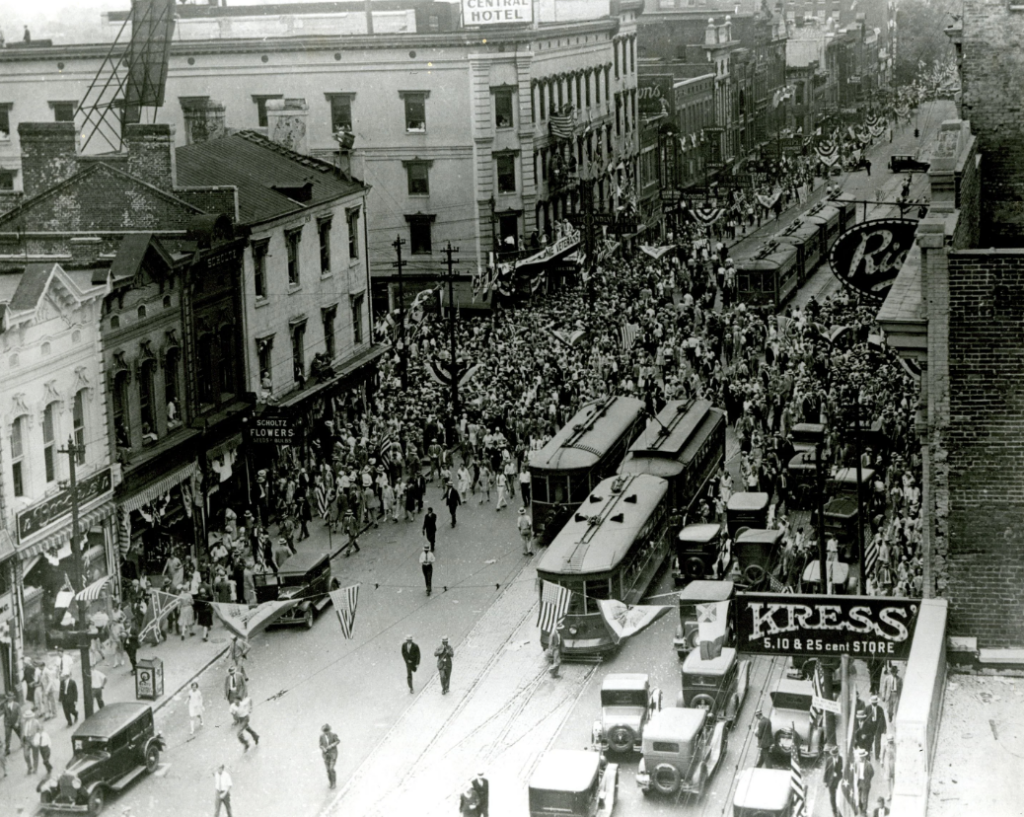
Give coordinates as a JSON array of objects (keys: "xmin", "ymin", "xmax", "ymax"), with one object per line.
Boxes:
[
  {"xmin": 591, "ymin": 673, "xmax": 662, "ymax": 754},
  {"xmin": 635, "ymin": 707, "xmax": 727, "ymax": 798},
  {"xmin": 678, "ymin": 645, "xmax": 749, "ymax": 728},
  {"xmin": 673, "ymin": 579, "xmax": 735, "ymax": 659}
]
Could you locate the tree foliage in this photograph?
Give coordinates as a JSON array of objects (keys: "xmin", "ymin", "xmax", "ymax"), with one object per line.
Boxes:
[{"xmin": 894, "ymin": 0, "xmax": 957, "ymax": 86}]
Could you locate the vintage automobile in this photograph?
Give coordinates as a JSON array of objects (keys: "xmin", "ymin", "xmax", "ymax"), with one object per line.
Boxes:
[
  {"xmin": 39, "ymin": 702, "xmax": 166, "ymax": 815},
  {"xmin": 789, "ymin": 422, "xmax": 825, "ymax": 456},
  {"xmin": 635, "ymin": 707, "xmax": 727, "ymax": 798},
  {"xmin": 529, "ymin": 749, "xmax": 618, "ymax": 817},
  {"xmin": 253, "ymin": 550, "xmax": 333, "ymax": 629},
  {"xmin": 889, "ymin": 153, "xmax": 931, "ymax": 173},
  {"xmin": 673, "ymin": 523, "xmax": 727, "ymax": 585},
  {"xmin": 591, "ymin": 673, "xmax": 662, "ymax": 754},
  {"xmin": 730, "ymin": 528, "xmax": 784, "ymax": 589},
  {"xmin": 725, "ymin": 492, "xmax": 769, "ymax": 539},
  {"xmin": 769, "ymin": 675, "xmax": 825, "ymax": 761},
  {"xmin": 801, "ymin": 557, "xmax": 854, "ymax": 594},
  {"xmin": 732, "ymin": 768, "xmax": 794, "ymax": 817},
  {"xmin": 678, "ymin": 646, "xmax": 750, "ymax": 728},
  {"xmin": 821, "ymin": 496, "xmax": 862, "ymax": 558},
  {"xmin": 673, "ymin": 580, "xmax": 735, "ymax": 659}
]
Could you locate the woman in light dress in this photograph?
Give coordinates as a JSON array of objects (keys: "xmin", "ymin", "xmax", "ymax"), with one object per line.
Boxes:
[
  {"xmin": 187, "ymin": 681, "xmax": 205, "ymax": 735},
  {"xmin": 178, "ymin": 586, "xmax": 196, "ymax": 639}
]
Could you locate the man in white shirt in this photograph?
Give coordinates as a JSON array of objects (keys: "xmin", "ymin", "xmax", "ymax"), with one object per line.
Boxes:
[{"xmin": 214, "ymin": 765, "xmax": 233, "ymax": 817}]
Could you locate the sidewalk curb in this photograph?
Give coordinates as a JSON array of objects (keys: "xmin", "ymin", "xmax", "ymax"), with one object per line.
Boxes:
[{"xmin": 152, "ymin": 644, "xmax": 231, "ymax": 715}]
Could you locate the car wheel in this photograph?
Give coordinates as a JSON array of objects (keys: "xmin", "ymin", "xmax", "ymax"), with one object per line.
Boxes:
[
  {"xmin": 652, "ymin": 763, "xmax": 680, "ymax": 795},
  {"xmin": 303, "ymin": 608, "xmax": 314, "ymax": 630},
  {"xmin": 685, "ymin": 556, "xmax": 706, "ymax": 579},
  {"xmin": 691, "ymin": 693, "xmax": 716, "ymax": 714},
  {"xmin": 743, "ymin": 564, "xmax": 766, "ymax": 586},
  {"xmin": 87, "ymin": 786, "xmax": 106, "ymax": 817},
  {"xmin": 145, "ymin": 743, "xmax": 161, "ymax": 773},
  {"xmin": 607, "ymin": 725, "xmax": 635, "ymax": 754}
]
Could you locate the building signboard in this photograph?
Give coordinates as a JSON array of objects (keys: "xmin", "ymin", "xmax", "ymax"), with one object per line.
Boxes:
[
  {"xmin": 734, "ymin": 593, "xmax": 920, "ymax": 660},
  {"xmin": 462, "ymin": 0, "xmax": 532, "ymax": 26},
  {"xmin": 828, "ymin": 218, "xmax": 918, "ymax": 305},
  {"xmin": 250, "ymin": 414, "xmax": 297, "ymax": 446},
  {"xmin": 16, "ymin": 467, "xmax": 113, "ymax": 542}
]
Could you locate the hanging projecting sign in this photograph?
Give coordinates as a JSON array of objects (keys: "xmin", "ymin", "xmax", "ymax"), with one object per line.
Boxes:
[
  {"xmin": 828, "ymin": 218, "xmax": 918, "ymax": 305},
  {"xmin": 250, "ymin": 414, "xmax": 296, "ymax": 446},
  {"xmin": 462, "ymin": 0, "xmax": 532, "ymax": 26},
  {"xmin": 734, "ymin": 593, "xmax": 921, "ymax": 660},
  {"xmin": 17, "ymin": 467, "xmax": 113, "ymax": 542}
]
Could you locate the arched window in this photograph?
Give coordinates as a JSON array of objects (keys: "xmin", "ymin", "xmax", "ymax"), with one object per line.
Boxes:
[
  {"xmin": 10, "ymin": 415, "xmax": 27, "ymax": 497},
  {"xmin": 139, "ymin": 360, "xmax": 156, "ymax": 443},
  {"xmin": 110, "ymin": 315, "xmax": 120, "ymax": 330},
  {"xmin": 73, "ymin": 390, "xmax": 86, "ymax": 464},
  {"xmin": 165, "ymin": 347, "xmax": 182, "ymax": 429},
  {"xmin": 198, "ymin": 334, "xmax": 215, "ymax": 406},
  {"xmin": 138, "ymin": 305, "xmax": 147, "ymax": 319},
  {"xmin": 113, "ymin": 371, "xmax": 131, "ymax": 447},
  {"xmin": 41, "ymin": 342, "xmax": 51, "ymax": 355},
  {"xmin": 218, "ymin": 324, "xmax": 234, "ymax": 398},
  {"xmin": 43, "ymin": 402, "xmax": 58, "ymax": 483}
]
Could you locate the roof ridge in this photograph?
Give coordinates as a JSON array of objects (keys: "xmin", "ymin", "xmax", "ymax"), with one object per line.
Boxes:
[{"xmin": 235, "ymin": 130, "xmax": 339, "ymax": 174}]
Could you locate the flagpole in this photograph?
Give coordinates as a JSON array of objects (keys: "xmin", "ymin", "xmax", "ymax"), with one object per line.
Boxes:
[{"xmin": 442, "ymin": 243, "xmax": 460, "ymax": 436}]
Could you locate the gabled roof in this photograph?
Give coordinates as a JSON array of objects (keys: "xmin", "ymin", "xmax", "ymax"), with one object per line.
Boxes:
[
  {"xmin": 9, "ymin": 263, "xmax": 53, "ymax": 312},
  {"xmin": 108, "ymin": 233, "xmax": 179, "ymax": 285},
  {"xmin": 175, "ymin": 131, "xmax": 367, "ymax": 225}
]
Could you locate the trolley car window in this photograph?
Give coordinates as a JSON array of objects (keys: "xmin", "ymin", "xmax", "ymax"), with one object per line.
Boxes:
[
  {"xmin": 551, "ymin": 477, "xmax": 569, "ymax": 505},
  {"xmin": 586, "ymin": 579, "xmax": 612, "ymax": 602},
  {"xmin": 533, "ymin": 475, "xmax": 548, "ymax": 504}
]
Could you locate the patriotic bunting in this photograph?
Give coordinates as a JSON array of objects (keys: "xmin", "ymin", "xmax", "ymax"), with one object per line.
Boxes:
[
  {"xmin": 330, "ymin": 584, "xmax": 360, "ymax": 639},
  {"xmin": 597, "ymin": 600, "xmax": 672, "ymax": 646},
  {"xmin": 544, "ymin": 326, "xmax": 588, "ymax": 348},
  {"xmin": 865, "ymin": 533, "xmax": 879, "ymax": 579},
  {"xmin": 756, "ymin": 191, "xmax": 782, "ymax": 211},
  {"xmin": 619, "ymin": 322, "xmax": 639, "ymax": 351},
  {"xmin": 816, "ymin": 140, "xmax": 841, "ymax": 167},
  {"xmin": 424, "ymin": 356, "xmax": 482, "ymax": 389},
  {"xmin": 690, "ymin": 202, "xmax": 725, "ymax": 226},
  {"xmin": 538, "ymin": 580, "xmax": 573, "ymax": 635},
  {"xmin": 138, "ymin": 590, "xmax": 183, "ymax": 644},
  {"xmin": 75, "ymin": 575, "xmax": 111, "ymax": 603},
  {"xmin": 549, "ymin": 106, "xmax": 575, "ymax": 140},
  {"xmin": 810, "ymin": 660, "xmax": 826, "ymax": 724},
  {"xmin": 211, "ymin": 599, "xmax": 300, "ymax": 640},
  {"xmin": 696, "ymin": 600, "xmax": 729, "ymax": 660},
  {"xmin": 790, "ymin": 734, "xmax": 808, "ymax": 817}
]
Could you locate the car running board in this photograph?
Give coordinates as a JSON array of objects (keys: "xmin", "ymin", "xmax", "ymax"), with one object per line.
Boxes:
[{"xmin": 109, "ymin": 766, "xmax": 148, "ymax": 792}]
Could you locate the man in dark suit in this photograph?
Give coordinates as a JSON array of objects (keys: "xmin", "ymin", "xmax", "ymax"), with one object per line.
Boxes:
[
  {"xmin": 754, "ymin": 709, "xmax": 773, "ymax": 767},
  {"xmin": 472, "ymin": 771, "xmax": 489, "ymax": 817},
  {"xmin": 866, "ymin": 694, "xmax": 888, "ymax": 759},
  {"xmin": 401, "ymin": 635, "xmax": 421, "ymax": 693},
  {"xmin": 58, "ymin": 673, "xmax": 78, "ymax": 727},
  {"xmin": 852, "ymin": 747, "xmax": 875, "ymax": 815},
  {"xmin": 823, "ymin": 744, "xmax": 844, "ymax": 817},
  {"xmin": 444, "ymin": 482, "xmax": 461, "ymax": 527},
  {"xmin": 422, "ymin": 507, "xmax": 438, "ymax": 552}
]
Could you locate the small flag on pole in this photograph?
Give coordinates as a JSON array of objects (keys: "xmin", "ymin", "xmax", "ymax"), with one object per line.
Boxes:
[
  {"xmin": 811, "ymin": 660, "xmax": 825, "ymax": 723},
  {"xmin": 330, "ymin": 584, "xmax": 360, "ymax": 639},
  {"xmin": 619, "ymin": 322, "xmax": 639, "ymax": 351},
  {"xmin": 696, "ymin": 600, "xmax": 729, "ymax": 660},
  {"xmin": 790, "ymin": 733, "xmax": 808, "ymax": 817},
  {"xmin": 538, "ymin": 580, "xmax": 572, "ymax": 635}
]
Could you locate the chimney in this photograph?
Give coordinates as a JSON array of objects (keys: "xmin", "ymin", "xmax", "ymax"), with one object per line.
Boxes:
[
  {"xmin": 18, "ymin": 122, "xmax": 79, "ymax": 199},
  {"xmin": 181, "ymin": 99, "xmax": 226, "ymax": 144},
  {"xmin": 265, "ymin": 98, "xmax": 309, "ymax": 154},
  {"xmin": 125, "ymin": 124, "xmax": 177, "ymax": 191},
  {"xmin": 705, "ymin": 18, "xmax": 717, "ymax": 46}
]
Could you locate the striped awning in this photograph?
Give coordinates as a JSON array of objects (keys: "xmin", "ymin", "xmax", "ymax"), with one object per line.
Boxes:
[
  {"xmin": 75, "ymin": 575, "xmax": 111, "ymax": 602},
  {"xmin": 122, "ymin": 461, "xmax": 197, "ymax": 513},
  {"xmin": 15, "ymin": 500, "xmax": 117, "ymax": 562}
]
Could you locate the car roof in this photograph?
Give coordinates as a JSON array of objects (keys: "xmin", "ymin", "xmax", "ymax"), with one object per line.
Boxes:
[
  {"xmin": 824, "ymin": 497, "xmax": 859, "ymax": 516},
  {"xmin": 601, "ymin": 673, "xmax": 649, "ymax": 691},
  {"xmin": 733, "ymin": 768, "xmax": 792, "ymax": 811},
  {"xmin": 774, "ymin": 675, "xmax": 814, "ymax": 696},
  {"xmin": 644, "ymin": 707, "xmax": 707, "ymax": 742},
  {"xmin": 529, "ymin": 749, "xmax": 600, "ymax": 793},
  {"xmin": 736, "ymin": 528, "xmax": 784, "ymax": 544},
  {"xmin": 72, "ymin": 703, "xmax": 152, "ymax": 739},
  {"xmin": 727, "ymin": 492, "xmax": 769, "ymax": 511},
  {"xmin": 277, "ymin": 549, "xmax": 331, "ymax": 575},
  {"xmin": 831, "ymin": 467, "xmax": 876, "ymax": 484},
  {"xmin": 802, "ymin": 560, "xmax": 850, "ymax": 583},
  {"xmin": 677, "ymin": 524, "xmax": 721, "ymax": 544},
  {"xmin": 682, "ymin": 646, "xmax": 737, "ymax": 675},
  {"xmin": 678, "ymin": 580, "xmax": 735, "ymax": 602}
]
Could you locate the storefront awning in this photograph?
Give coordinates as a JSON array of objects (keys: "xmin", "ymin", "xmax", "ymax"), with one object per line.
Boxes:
[
  {"xmin": 277, "ymin": 344, "xmax": 388, "ymax": 411},
  {"xmin": 121, "ymin": 461, "xmax": 197, "ymax": 514},
  {"xmin": 15, "ymin": 500, "xmax": 117, "ymax": 562}
]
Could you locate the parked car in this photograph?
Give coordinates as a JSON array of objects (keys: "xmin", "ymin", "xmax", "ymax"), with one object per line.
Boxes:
[
  {"xmin": 730, "ymin": 528, "xmax": 784, "ymax": 588},
  {"xmin": 789, "ymin": 423, "xmax": 825, "ymax": 456},
  {"xmin": 591, "ymin": 673, "xmax": 662, "ymax": 754},
  {"xmin": 673, "ymin": 580, "xmax": 735, "ymax": 659},
  {"xmin": 253, "ymin": 550, "xmax": 333, "ymax": 629},
  {"xmin": 732, "ymin": 768, "xmax": 794, "ymax": 817},
  {"xmin": 678, "ymin": 646, "xmax": 750, "ymax": 729},
  {"xmin": 888, "ymin": 153, "xmax": 930, "ymax": 173},
  {"xmin": 635, "ymin": 707, "xmax": 727, "ymax": 798},
  {"xmin": 39, "ymin": 702, "xmax": 166, "ymax": 816},
  {"xmin": 674, "ymin": 523, "xmax": 727, "ymax": 585},
  {"xmin": 725, "ymin": 492, "xmax": 770, "ymax": 539},
  {"xmin": 529, "ymin": 749, "xmax": 618, "ymax": 817},
  {"xmin": 768, "ymin": 675, "xmax": 825, "ymax": 762}
]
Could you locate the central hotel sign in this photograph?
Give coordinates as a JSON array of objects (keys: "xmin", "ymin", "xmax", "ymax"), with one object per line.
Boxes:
[{"xmin": 462, "ymin": 0, "xmax": 533, "ymax": 25}]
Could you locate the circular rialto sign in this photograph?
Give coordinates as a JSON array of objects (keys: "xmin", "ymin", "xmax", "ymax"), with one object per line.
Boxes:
[{"xmin": 828, "ymin": 218, "xmax": 919, "ymax": 305}]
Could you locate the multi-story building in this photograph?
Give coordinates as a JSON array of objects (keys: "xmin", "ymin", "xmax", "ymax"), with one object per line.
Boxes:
[
  {"xmin": 0, "ymin": 0, "xmax": 643, "ymax": 310},
  {"xmin": 0, "ymin": 259, "xmax": 114, "ymax": 667},
  {"xmin": 785, "ymin": 17, "xmax": 840, "ymax": 136}
]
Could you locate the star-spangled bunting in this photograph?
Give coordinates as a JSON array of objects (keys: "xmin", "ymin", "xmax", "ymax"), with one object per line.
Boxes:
[
  {"xmin": 690, "ymin": 203, "xmax": 725, "ymax": 226},
  {"xmin": 816, "ymin": 140, "xmax": 841, "ymax": 167},
  {"xmin": 330, "ymin": 584, "xmax": 359, "ymax": 639},
  {"xmin": 211, "ymin": 599, "xmax": 300, "ymax": 639},
  {"xmin": 538, "ymin": 580, "xmax": 573, "ymax": 635}
]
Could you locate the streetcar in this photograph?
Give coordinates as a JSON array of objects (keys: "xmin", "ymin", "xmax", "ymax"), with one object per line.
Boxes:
[
  {"xmin": 537, "ymin": 473, "xmax": 671, "ymax": 659},
  {"xmin": 834, "ymin": 192, "xmax": 858, "ymax": 232},
  {"xmin": 528, "ymin": 395, "xmax": 646, "ymax": 541},
  {"xmin": 733, "ymin": 241, "xmax": 801, "ymax": 310},
  {"xmin": 774, "ymin": 219, "xmax": 823, "ymax": 286},
  {"xmin": 804, "ymin": 202, "xmax": 842, "ymax": 251},
  {"xmin": 618, "ymin": 398, "xmax": 727, "ymax": 527}
]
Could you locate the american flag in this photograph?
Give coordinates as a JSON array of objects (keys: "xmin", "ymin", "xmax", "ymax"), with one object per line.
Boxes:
[
  {"xmin": 375, "ymin": 434, "xmax": 396, "ymax": 469},
  {"xmin": 810, "ymin": 660, "xmax": 826, "ymax": 723},
  {"xmin": 865, "ymin": 535, "xmax": 879, "ymax": 579},
  {"xmin": 620, "ymin": 322, "xmax": 639, "ymax": 351},
  {"xmin": 537, "ymin": 580, "xmax": 573, "ymax": 635},
  {"xmin": 549, "ymin": 107, "xmax": 575, "ymax": 141},
  {"xmin": 769, "ymin": 574, "xmax": 794, "ymax": 594},
  {"xmin": 790, "ymin": 735, "xmax": 808, "ymax": 817},
  {"xmin": 331, "ymin": 584, "xmax": 360, "ymax": 640}
]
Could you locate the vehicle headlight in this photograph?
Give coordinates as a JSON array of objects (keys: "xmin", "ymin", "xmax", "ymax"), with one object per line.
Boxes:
[
  {"xmin": 71, "ymin": 776, "xmax": 82, "ymax": 790},
  {"xmin": 568, "ymin": 625, "xmax": 579, "ymax": 635}
]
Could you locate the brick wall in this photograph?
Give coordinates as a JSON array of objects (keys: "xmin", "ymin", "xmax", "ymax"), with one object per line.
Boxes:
[
  {"xmin": 945, "ymin": 249, "xmax": 1024, "ymax": 647},
  {"xmin": 124, "ymin": 124, "xmax": 177, "ymax": 191},
  {"xmin": 17, "ymin": 122, "xmax": 78, "ymax": 199}
]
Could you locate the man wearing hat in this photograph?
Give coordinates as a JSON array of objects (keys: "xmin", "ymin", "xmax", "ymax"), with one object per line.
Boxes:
[
  {"xmin": 754, "ymin": 709, "xmax": 773, "ymax": 768},
  {"xmin": 401, "ymin": 635, "xmax": 421, "ymax": 693},
  {"xmin": 823, "ymin": 744, "xmax": 844, "ymax": 817},
  {"xmin": 58, "ymin": 671, "xmax": 78, "ymax": 728},
  {"xmin": 547, "ymin": 619, "xmax": 564, "ymax": 679},
  {"xmin": 21, "ymin": 704, "xmax": 41, "ymax": 773},
  {"xmin": 319, "ymin": 724, "xmax": 340, "ymax": 788},
  {"xmin": 472, "ymin": 770, "xmax": 490, "ymax": 817},
  {"xmin": 517, "ymin": 508, "xmax": 534, "ymax": 557},
  {"xmin": 341, "ymin": 509, "xmax": 360, "ymax": 557},
  {"xmin": 419, "ymin": 545, "xmax": 435, "ymax": 597},
  {"xmin": 852, "ymin": 746, "xmax": 874, "ymax": 815},
  {"xmin": 854, "ymin": 707, "xmax": 874, "ymax": 756},
  {"xmin": 434, "ymin": 636, "xmax": 455, "ymax": 695},
  {"xmin": 224, "ymin": 666, "xmax": 247, "ymax": 705},
  {"xmin": 866, "ymin": 694, "xmax": 888, "ymax": 760}
]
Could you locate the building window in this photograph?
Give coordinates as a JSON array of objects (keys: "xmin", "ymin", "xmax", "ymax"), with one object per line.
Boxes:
[
  {"xmin": 291, "ymin": 322, "xmax": 307, "ymax": 383},
  {"xmin": 197, "ymin": 334, "xmax": 215, "ymax": 406},
  {"xmin": 257, "ymin": 337, "xmax": 273, "ymax": 383},
  {"xmin": 494, "ymin": 87, "xmax": 514, "ymax": 128},
  {"xmin": 113, "ymin": 371, "xmax": 131, "ymax": 443},
  {"xmin": 43, "ymin": 402, "xmax": 58, "ymax": 483},
  {"xmin": 325, "ymin": 93, "xmax": 354, "ymax": 132},
  {"xmin": 406, "ymin": 213, "xmax": 436, "ymax": 255},
  {"xmin": 405, "ymin": 161, "xmax": 430, "ymax": 195},
  {"xmin": 139, "ymin": 360, "xmax": 156, "ymax": 443},
  {"xmin": 253, "ymin": 239, "xmax": 269, "ymax": 298},
  {"xmin": 285, "ymin": 227, "xmax": 302, "ymax": 286},
  {"xmin": 318, "ymin": 218, "xmax": 332, "ymax": 274},
  {"xmin": 219, "ymin": 324, "xmax": 234, "ymax": 398},
  {"xmin": 137, "ymin": 305, "xmax": 147, "ymax": 319},
  {"xmin": 351, "ymin": 294, "xmax": 364, "ymax": 344},
  {"xmin": 72, "ymin": 390, "xmax": 86, "ymax": 464},
  {"xmin": 496, "ymin": 153, "xmax": 517, "ymax": 194},
  {"xmin": 499, "ymin": 214, "xmax": 519, "ymax": 248},
  {"xmin": 0, "ymin": 170, "xmax": 14, "ymax": 191},
  {"xmin": 49, "ymin": 101, "xmax": 76, "ymax": 122},
  {"xmin": 165, "ymin": 348, "xmax": 182, "ymax": 427},
  {"xmin": 0, "ymin": 104, "xmax": 10, "ymax": 140},
  {"xmin": 347, "ymin": 208, "xmax": 360, "ymax": 259},
  {"xmin": 400, "ymin": 91, "xmax": 429, "ymax": 132},
  {"xmin": 252, "ymin": 94, "xmax": 283, "ymax": 128},
  {"xmin": 322, "ymin": 306, "xmax": 337, "ymax": 361},
  {"xmin": 11, "ymin": 415, "xmax": 26, "ymax": 497}
]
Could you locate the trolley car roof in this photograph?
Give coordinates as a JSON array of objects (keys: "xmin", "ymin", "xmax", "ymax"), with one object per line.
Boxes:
[
  {"xmin": 620, "ymin": 402, "xmax": 722, "ymax": 478},
  {"xmin": 735, "ymin": 243, "xmax": 799, "ymax": 270},
  {"xmin": 529, "ymin": 396, "xmax": 644, "ymax": 472},
  {"xmin": 537, "ymin": 474, "xmax": 669, "ymax": 576}
]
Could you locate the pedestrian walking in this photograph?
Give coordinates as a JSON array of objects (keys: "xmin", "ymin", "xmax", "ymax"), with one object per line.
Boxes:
[
  {"xmin": 214, "ymin": 765, "xmax": 233, "ymax": 817},
  {"xmin": 320, "ymin": 724, "xmax": 340, "ymax": 788},
  {"xmin": 435, "ymin": 636, "xmax": 454, "ymax": 695},
  {"xmin": 188, "ymin": 682, "xmax": 206, "ymax": 735},
  {"xmin": 459, "ymin": 783, "xmax": 481, "ymax": 817},
  {"xmin": 881, "ymin": 734, "xmax": 896, "ymax": 795},
  {"xmin": 402, "ymin": 635, "xmax": 421, "ymax": 693},
  {"xmin": 229, "ymin": 696, "xmax": 259, "ymax": 752},
  {"xmin": 519, "ymin": 466, "xmax": 531, "ymax": 508},
  {"xmin": 179, "ymin": 586, "xmax": 196, "ymax": 638},
  {"xmin": 420, "ymin": 545, "xmax": 435, "ymax": 596},
  {"xmin": 852, "ymin": 747, "xmax": 875, "ymax": 816},
  {"xmin": 422, "ymin": 507, "xmax": 438, "ymax": 551},
  {"xmin": 3, "ymin": 693, "xmax": 21, "ymax": 755},
  {"xmin": 547, "ymin": 621, "xmax": 563, "ymax": 679},
  {"xmin": 21, "ymin": 706, "xmax": 40, "ymax": 773},
  {"xmin": 230, "ymin": 635, "xmax": 250, "ymax": 681},
  {"xmin": 40, "ymin": 662, "xmax": 58, "ymax": 720},
  {"xmin": 444, "ymin": 481, "xmax": 461, "ymax": 527},
  {"xmin": 35, "ymin": 718, "xmax": 52, "ymax": 775},
  {"xmin": 866, "ymin": 694, "xmax": 888, "ymax": 760},
  {"xmin": 880, "ymin": 664, "xmax": 902, "ymax": 721},
  {"xmin": 824, "ymin": 744, "xmax": 843, "ymax": 817},
  {"xmin": 754, "ymin": 709, "xmax": 773, "ymax": 767},
  {"xmin": 224, "ymin": 666, "xmax": 247, "ymax": 705},
  {"xmin": 58, "ymin": 673, "xmax": 78, "ymax": 727},
  {"xmin": 495, "ymin": 473, "xmax": 509, "ymax": 511},
  {"xmin": 478, "ymin": 464, "xmax": 492, "ymax": 504},
  {"xmin": 872, "ymin": 796, "xmax": 890, "ymax": 817},
  {"xmin": 341, "ymin": 509, "xmax": 361, "ymax": 556},
  {"xmin": 516, "ymin": 508, "xmax": 534, "ymax": 556},
  {"xmin": 91, "ymin": 667, "xmax": 107, "ymax": 710},
  {"xmin": 472, "ymin": 771, "xmax": 490, "ymax": 817}
]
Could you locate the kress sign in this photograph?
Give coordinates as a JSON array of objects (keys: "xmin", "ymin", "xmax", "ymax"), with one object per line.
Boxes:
[{"xmin": 734, "ymin": 593, "xmax": 920, "ymax": 660}]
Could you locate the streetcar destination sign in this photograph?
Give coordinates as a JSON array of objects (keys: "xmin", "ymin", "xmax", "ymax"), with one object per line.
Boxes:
[{"xmin": 734, "ymin": 593, "xmax": 920, "ymax": 659}]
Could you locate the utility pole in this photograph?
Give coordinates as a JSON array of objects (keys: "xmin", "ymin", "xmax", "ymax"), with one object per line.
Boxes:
[
  {"xmin": 441, "ymin": 243, "xmax": 460, "ymax": 433},
  {"xmin": 60, "ymin": 437, "xmax": 95, "ymax": 719},
  {"xmin": 813, "ymin": 433, "xmax": 837, "ymax": 745},
  {"xmin": 851, "ymin": 391, "xmax": 867, "ymax": 590},
  {"xmin": 392, "ymin": 235, "xmax": 408, "ymax": 389}
]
